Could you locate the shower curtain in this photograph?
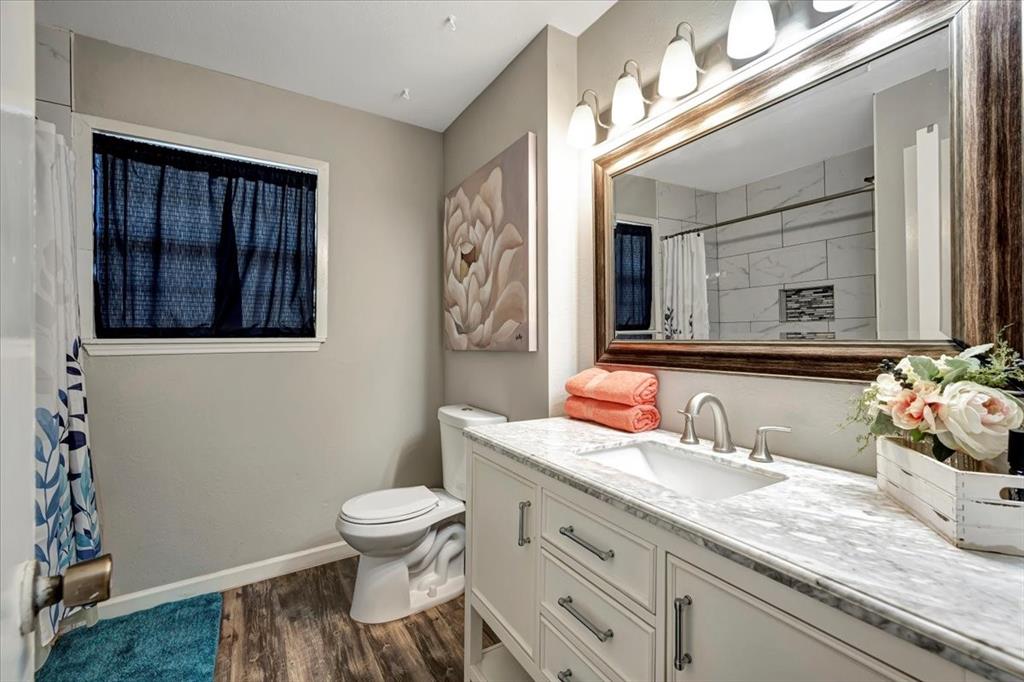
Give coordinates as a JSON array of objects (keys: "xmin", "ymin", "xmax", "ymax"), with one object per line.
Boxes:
[
  {"xmin": 662, "ymin": 232, "xmax": 710, "ymax": 340},
  {"xmin": 34, "ymin": 121, "xmax": 102, "ymax": 645}
]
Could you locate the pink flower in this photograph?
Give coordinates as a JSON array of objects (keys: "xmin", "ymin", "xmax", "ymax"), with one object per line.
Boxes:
[
  {"xmin": 889, "ymin": 390, "xmax": 924, "ymax": 429},
  {"xmin": 913, "ymin": 381, "xmax": 946, "ymax": 433},
  {"xmin": 889, "ymin": 381, "xmax": 945, "ymax": 432}
]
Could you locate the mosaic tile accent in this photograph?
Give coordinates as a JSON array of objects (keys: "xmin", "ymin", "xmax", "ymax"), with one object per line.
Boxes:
[
  {"xmin": 783, "ymin": 331, "xmax": 836, "ymax": 340},
  {"xmin": 783, "ymin": 285, "xmax": 835, "ymax": 321}
]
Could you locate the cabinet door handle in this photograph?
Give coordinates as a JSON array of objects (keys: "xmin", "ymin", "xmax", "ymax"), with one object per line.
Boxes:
[
  {"xmin": 517, "ymin": 500, "xmax": 531, "ymax": 546},
  {"xmin": 557, "ymin": 595, "xmax": 613, "ymax": 643},
  {"xmin": 559, "ymin": 525, "xmax": 615, "ymax": 561},
  {"xmin": 674, "ymin": 595, "xmax": 693, "ymax": 671},
  {"xmin": 556, "ymin": 669, "xmax": 573, "ymax": 682}
]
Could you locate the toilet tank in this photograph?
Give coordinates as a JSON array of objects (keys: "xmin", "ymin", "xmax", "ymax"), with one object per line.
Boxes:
[{"xmin": 438, "ymin": 404, "xmax": 506, "ymax": 500}]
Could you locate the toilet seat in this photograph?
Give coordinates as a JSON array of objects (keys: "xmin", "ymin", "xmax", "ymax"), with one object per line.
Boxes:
[
  {"xmin": 336, "ymin": 488, "xmax": 465, "ymax": 557},
  {"xmin": 340, "ymin": 486, "xmax": 439, "ymax": 524}
]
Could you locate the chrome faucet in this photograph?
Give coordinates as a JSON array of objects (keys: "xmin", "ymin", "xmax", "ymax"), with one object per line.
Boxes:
[{"xmin": 677, "ymin": 392, "xmax": 735, "ymax": 453}]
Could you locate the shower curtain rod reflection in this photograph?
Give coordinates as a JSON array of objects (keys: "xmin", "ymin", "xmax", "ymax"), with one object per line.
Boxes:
[{"xmin": 659, "ymin": 183, "xmax": 874, "ymax": 240}]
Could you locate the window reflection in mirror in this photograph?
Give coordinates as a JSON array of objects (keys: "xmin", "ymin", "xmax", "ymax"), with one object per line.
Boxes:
[{"xmin": 612, "ymin": 29, "xmax": 951, "ymax": 343}]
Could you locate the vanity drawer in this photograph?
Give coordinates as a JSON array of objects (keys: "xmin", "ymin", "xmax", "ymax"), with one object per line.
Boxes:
[
  {"xmin": 540, "ymin": 617, "xmax": 614, "ymax": 682},
  {"xmin": 541, "ymin": 491, "xmax": 656, "ymax": 612},
  {"xmin": 541, "ymin": 550, "xmax": 655, "ymax": 682}
]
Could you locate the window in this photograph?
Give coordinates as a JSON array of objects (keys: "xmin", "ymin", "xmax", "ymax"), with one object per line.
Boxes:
[
  {"xmin": 73, "ymin": 115, "xmax": 329, "ymax": 354},
  {"xmin": 614, "ymin": 222, "xmax": 653, "ymax": 331}
]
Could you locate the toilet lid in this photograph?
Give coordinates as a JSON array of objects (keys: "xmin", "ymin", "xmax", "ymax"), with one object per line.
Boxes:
[{"xmin": 340, "ymin": 486, "xmax": 439, "ymax": 524}]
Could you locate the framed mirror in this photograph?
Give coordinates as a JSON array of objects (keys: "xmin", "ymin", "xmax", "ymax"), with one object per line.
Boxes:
[{"xmin": 593, "ymin": 0, "xmax": 1021, "ymax": 380}]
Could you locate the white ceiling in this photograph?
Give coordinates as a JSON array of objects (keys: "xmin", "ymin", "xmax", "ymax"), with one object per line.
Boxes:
[
  {"xmin": 629, "ymin": 30, "xmax": 949, "ymax": 192},
  {"xmin": 37, "ymin": 0, "xmax": 614, "ymax": 131}
]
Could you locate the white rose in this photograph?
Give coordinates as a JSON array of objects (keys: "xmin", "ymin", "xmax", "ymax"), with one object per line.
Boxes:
[
  {"xmin": 443, "ymin": 167, "xmax": 527, "ymax": 350},
  {"xmin": 871, "ymin": 373, "xmax": 902, "ymax": 417},
  {"xmin": 935, "ymin": 382, "xmax": 1024, "ymax": 460}
]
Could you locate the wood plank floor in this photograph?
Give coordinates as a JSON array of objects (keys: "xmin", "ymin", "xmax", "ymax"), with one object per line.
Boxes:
[{"xmin": 214, "ymin": 556, "xmax": 496, "ymax": 682}]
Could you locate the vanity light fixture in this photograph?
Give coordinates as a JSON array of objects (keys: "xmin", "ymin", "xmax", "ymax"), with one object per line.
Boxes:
[
  {"xmin": 611, "ymin": 60, "xmax": 652, "ymax": 126},
  {"xmin": 659, "ymin": 22, "xmax": 702, "ymax": 98},
  {"xmin": 567, "ymin": 89, "xmax": 610, "ymax": 148},
  {"xmin": 726, "ymin": 0, "xmax": 776, "ymax": 60},
  {"xmin": 812, "ymin": 0, "xmax": 857, "ymax": 12}
]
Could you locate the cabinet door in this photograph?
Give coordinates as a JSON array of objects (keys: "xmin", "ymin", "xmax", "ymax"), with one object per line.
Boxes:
[
  {"xmin": 667, "ymin": 555, "xmax": 907, "ymax": 682},
  {"xmin": 471, "ymin": 453, "xmax": 538, "ymax": 659}
]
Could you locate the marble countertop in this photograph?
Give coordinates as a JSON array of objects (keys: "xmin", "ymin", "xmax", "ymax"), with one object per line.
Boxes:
[{"xmin": 465, "ymin": 418, "xmax": 1024, "ymax": 682}]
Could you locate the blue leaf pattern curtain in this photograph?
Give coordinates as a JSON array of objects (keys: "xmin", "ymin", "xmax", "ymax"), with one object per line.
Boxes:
[{"xmin": 35, "ymin": 122, "xmax": 101, "ymax": 645}]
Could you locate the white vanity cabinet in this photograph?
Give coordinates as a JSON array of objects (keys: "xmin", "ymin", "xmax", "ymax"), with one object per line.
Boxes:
[
  {"xmin": 465, "ymin": 443, "xmax": 989, "ymax": 682},
  {"xmin": 666, "ymin": 555, "xmax": 907, "ymax": 682},
  {"xmin": 469, "ymin": 454, "xmax": 538, "ymax": 661}
]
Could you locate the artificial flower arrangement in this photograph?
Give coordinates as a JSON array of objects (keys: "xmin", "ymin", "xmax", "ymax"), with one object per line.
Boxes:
[{"xmin": 847, "ymin": 338, "xmax": 1024, "ymax": 467}]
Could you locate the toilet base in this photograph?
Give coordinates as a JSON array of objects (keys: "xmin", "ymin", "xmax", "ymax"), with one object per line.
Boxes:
[{"xmin": 349, "ymin": 523, "xmax": 466, "ymax": 624}]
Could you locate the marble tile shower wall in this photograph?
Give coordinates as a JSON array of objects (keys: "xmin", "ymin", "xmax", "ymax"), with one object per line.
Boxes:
[{"xmin": 712, "ymin": 147, "xmax": 877, "ymax": 340}]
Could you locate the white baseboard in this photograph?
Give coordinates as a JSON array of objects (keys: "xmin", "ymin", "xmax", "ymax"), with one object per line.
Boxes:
[{"xmin": 99, "ymin": 540, "xmax": 358, "ymax": 619}]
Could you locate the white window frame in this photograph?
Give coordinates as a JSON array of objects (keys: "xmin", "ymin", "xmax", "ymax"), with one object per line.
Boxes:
[{"xmin": 72, "ymin": 114, "xmax": 329, "ymax": 356}]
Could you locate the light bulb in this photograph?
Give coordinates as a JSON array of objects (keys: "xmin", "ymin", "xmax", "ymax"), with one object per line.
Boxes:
[
  {"xmin": 567, "ymin": 101, "xmax": 597, "ymax": 148},
  {"xmin": 727, "ymin": 0, "xmax": 776, "ymax": 60},
  {"xmin": 659, "ymin": 29, "xmax": 698, "ymax": 98},
  {"xmin": 812, "ymin": 0, "xmax": 856, "ymax": 12},
  {"xmin": 611, "ymin": 71, "xmax": 645, "ymax": 126}
]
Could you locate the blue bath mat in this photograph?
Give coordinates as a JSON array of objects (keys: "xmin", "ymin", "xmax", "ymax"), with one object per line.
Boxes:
[{"xmin": 38, "ymin": 592, "xmax": 222, "ymax": 682}]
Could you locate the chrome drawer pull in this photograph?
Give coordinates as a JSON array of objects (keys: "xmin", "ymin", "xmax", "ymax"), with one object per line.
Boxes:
[
  {"xmin": 674, "ymin": 595, "xmax": 693, "ymax": 671},
  {"xmin": 559, "ymin": 525, "xmax": 615, "ymax": 561},
  {"xmin": 517, "ymin": 501, "xmax": 531, "ymax": 547},
  {"xmin": 557, "ymin": 595, "xmax": 613, "ymax": 643},
  {"xmin": 557, "ymin": 669, "xmax": 573, "ymax": 682}
]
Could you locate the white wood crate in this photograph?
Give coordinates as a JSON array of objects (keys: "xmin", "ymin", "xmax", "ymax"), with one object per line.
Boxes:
[{"xmin": 876, "ymin": 437, "xmax": 1024, "ymax": 556}]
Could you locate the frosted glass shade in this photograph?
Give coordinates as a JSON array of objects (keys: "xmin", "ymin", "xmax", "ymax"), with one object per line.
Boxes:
[
  {"xmin": 611, "ymin": 73, "xmax": 645, "ymax": 126},
  {"xmin": 812, "ymin": 0, "xmax": 856, "ymax": 11},
  {"xmin": 567, "ymin": 101, "xmax": 597, "ymax": 148},
  {"xmin": 658, "ymin": 37, "xmax": 698, "ymax": 98},
  {"xmin": 727, "ymin": 0, "xmax": 776, "ymax": 60}
]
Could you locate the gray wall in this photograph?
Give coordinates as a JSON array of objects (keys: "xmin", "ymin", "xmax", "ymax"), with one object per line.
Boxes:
[
  {"xmin": 73, "ymin": 36, "xmax": 445, "ymax": 595},
  {"xmin": 442, "ymin": 28, "xmax": 579, "ymax": 421},
  {"xmin": 578, "ymin": 2, "xmax": 876, "ymax": 475}
]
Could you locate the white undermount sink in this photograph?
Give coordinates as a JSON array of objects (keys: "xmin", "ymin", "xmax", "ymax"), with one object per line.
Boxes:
[{"xmin": 578, "ymin": 440, "xmax": 785, "ymax": 500}]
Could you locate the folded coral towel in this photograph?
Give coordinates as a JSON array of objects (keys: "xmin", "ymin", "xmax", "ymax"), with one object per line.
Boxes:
[
  {"xmin": 565, "ymin": 396, "xmax": 661, "ymax": 433},
  {"xmin": 565, "ymin": 367, "xmax": 658, "ymax": 406}
]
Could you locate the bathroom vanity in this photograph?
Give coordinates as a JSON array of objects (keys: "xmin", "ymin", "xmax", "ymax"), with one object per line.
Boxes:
[{"xmin": 462, "ymin": 419, "xmax": 1024, "ymax": 682}]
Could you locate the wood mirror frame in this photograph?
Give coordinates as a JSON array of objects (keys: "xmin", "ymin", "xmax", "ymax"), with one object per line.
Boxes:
[{"xmin": 593, "ymin": 0, "xmax": 1022, "ymax": 381}]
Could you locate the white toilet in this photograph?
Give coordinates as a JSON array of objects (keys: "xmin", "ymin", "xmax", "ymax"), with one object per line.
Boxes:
[{"xmin": 335, "ymin": 404, "xmax": 506, "ymax": 623}]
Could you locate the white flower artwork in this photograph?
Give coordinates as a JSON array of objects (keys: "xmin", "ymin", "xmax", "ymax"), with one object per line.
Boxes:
[{"xmin": 443, "ymin": 133, "xmax": 536, "ymax": 351}]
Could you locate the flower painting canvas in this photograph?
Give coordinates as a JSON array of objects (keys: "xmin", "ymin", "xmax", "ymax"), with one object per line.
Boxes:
[{"xmin": 444, "ymin": 133, "xmax": 537, "ymax": 351}]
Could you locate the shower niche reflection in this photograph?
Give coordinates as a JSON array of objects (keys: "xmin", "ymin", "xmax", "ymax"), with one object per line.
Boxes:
[{"xmin": 611, "ymin": 30, "xmax": 951, "ymax": 343}]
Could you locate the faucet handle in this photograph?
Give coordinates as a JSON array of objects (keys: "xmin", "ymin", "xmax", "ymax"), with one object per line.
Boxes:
[
  {"xmin": 677, "ymin": 410, "xmax": 700, "ymax": 444},
  {"xmin": 749, "ymin": 426, "xmax": 791, "ymax": 463}
]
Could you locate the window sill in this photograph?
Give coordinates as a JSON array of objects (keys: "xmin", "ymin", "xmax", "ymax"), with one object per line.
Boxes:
[{"xmin": 83, "ymin": 338, "xmax": 325, "ymax": 356}]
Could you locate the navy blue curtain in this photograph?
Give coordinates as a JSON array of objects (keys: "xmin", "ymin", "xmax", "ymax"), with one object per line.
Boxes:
[
  {"xmin": 92, "ymin": 133, "xmax": 317, "ymax": 338},
  {"xmin": 614, "ymin": 223, "xmax": 652, "ymax": 331}
]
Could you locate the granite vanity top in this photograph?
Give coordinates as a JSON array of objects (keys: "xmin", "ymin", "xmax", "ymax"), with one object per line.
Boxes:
[{"xmin": 465, "ymin": 418, "xmax": 1024, "ymax": 682}]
